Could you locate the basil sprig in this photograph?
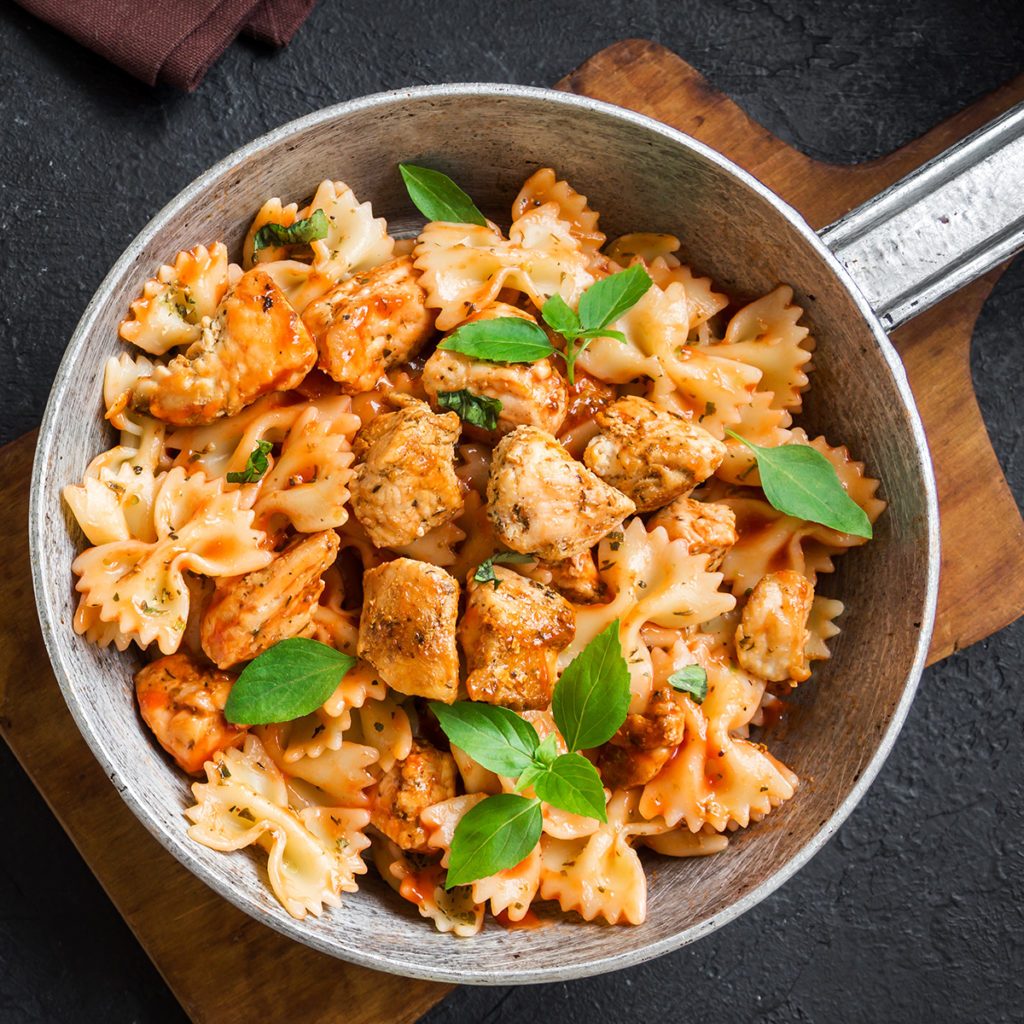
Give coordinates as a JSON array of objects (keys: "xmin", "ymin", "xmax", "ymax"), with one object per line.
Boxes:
[
  {"xmin": 473, "ymin": 551, "xmax": 535, "ymax": 588},
  {"xmin": 224, "ymin": 638, "xmax": 356, "ymax": 725},
  {"xmin": 253, "ymin": 209, "xmax": 329, "ymax": 252},
  {"xmin": 399, "ymin": 163, "xmax": 487, "ymax": 226},
  {"xmin": 226, "ymin": 439, "xmax": 273, "ymax": 484},
  {"xmin": 667, "ymin": 665, "xmax": 708, "ymax": 704},
  {"xmin": 726, "ymin": 430, "xmax": 873, "ymax": 538},
  {"xmin": 437, "ymin": 265, "xmax": 652, "ymax": 384},
  {"xmin": 437, "ymin": 389, "xmax": 503, "ymax": 431},
  {"xmin": 430, "ymin": 620, "xmax": 630, "ymax": 887}
]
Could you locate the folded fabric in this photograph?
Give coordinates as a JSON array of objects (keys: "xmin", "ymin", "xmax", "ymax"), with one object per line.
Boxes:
[{"xmin": 16, "ymin": 0, "xmax": 316, "ymax": 91}]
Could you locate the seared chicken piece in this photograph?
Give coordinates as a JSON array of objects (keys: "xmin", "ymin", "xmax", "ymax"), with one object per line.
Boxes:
[
  {"xmin": 131, "ymin": 268, "xmax": 316, "ymax": 425},
  {"xmin": 349, "ymin": 398, "xmax": 464, "ymax": 549},
  {"xmin": 527, "ymin": 550, "xmax": 605, "ymax": 604},
  {"xmin": 302, "ymin": 256, "xmax": 434, "ymax": 394},
  {"xmin": 735, "ymin": 569, "xmax": 814, "ymax": 684},
  {"xmin": 583, "ymin": 396, "xmax": 727, "ymax": 512},
  {"xmin": 597, "ymin": 687, "xmax": 685, "ymax": 789},
  {"xmin": 135, "ymin": 652, "xmax": 246, "ymax": 775},
  {"xmin": 200, "ymin": 530, "xmax": 340, "ymax": 669},
  {"xmin": 459, "ymin": 566, "xmax": 575, "ymax": 710},
  {"xmin": 422, "ymin": 304, "xmax": 568, "ymax": 437},
  {"xmin": 371, "ymin": 738, "xmax": 457, "ymax": 851},
  {"xmin": 648, "ymin": 496, "xmax": 738, "ymax": 570},
  {"xmin": 487, "ymin": 425, "xmax": 635, "ymax": 561},
  {"xmin": 358, "ymin": 557, "xmax": 460, "ymax": 703}
]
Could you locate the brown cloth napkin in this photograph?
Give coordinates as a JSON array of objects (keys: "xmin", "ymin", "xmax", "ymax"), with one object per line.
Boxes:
[{"xmin": 16, "ymin": 0, "xmax": 317, "ymax": 91}]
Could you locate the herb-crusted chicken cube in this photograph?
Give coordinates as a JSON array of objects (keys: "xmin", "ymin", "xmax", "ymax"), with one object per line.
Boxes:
[
  {"xmin": 358, "ymin": 558, "xmax": 460, "ymax": 703},
  {"xmin": 201, "ymin": 530, "xmax": 339, "ymax": 669},
  {"xmin": 349, "ymin": 397, "xmax": 464, "ymax": 549},
  {"xmin": 486, "ymin": 425, "xmax": 635, "ymax": 561},
  {"xmin": 597, "ymin": 686, "xmax": 685, "ymax": 789},
  {"xmin": 583, "ymin": 396, "xmax": 727, "ymax": 512},
  {"xmin": 422, "ymin": 304, "xmax": 568, "ymax": 437},
  {"xmin": 130, "ymin": 268, "xmax": 317, "ymax": 425},
  {"xmin": 371, "ymin": 739, "xmax": 457, "ymax": 851},
  {"xmin": 459, "ymin": 566, "xmax": 575, "ymax": 711},
  {"xmin": 135, "ymin": 652, "xmax": 247, "ymax": 775},
  {"xmin": 302, "ymin": 256, "xmax": 434, "ymax": 394},
  {"xmin": 531, "ymin": 549, "xmax": 606, "ymax": 604},
  {"xmin": 648, "ymin": 496, "xmax": 738, "ymax": 570},
  {"xmin": 735, "ymin": 569, "xmax": 814, "ymax": 684}
]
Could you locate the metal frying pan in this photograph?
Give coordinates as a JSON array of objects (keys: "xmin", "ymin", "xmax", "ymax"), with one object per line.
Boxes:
[{"xmin": 29, "ymin": 85, "xmax": 1024, "ymax": 983}]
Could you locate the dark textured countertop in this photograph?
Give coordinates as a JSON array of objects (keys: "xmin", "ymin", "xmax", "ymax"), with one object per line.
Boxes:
[{"xmin": 2, "ymin": 2, "xmax": 1022, "ymax": 1021}]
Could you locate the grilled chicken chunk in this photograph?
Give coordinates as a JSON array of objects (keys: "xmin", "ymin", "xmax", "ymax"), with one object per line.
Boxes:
[
  {"xmin": 349, "ymin": 397, "xmax": 464, "ymax": 549},
  {"xmin": 524, "ymin": 550, "xmax": 605, "ymax": 604},
  {"xmin": 422, "ymin": 304, "xmax": 568, "ymax": 437},
  {"xmin": 597, "ymin": 687, "xmax": 685, "ymax": 789},
  {"xmin": 648, "ymin": 496, "xmax": 738, "ymax": 570},
  {"xmin": 487, "ymin": 425, "xmax": 635, "ymax": 561},
  {"xmin": 135, "ymin": 652, "xmax": 246, "ymax": 775},
  {"xmin": 302, "ymin": 256, "xmax": 434, "ymax": 394},
  {"xmin": 358, "ymin": 558, "xmax": 460, "ymax": 703},
  {"xmin": 371, "ymin": 739, "xmax": 457, "ymax": 851},
  {"xmin": 735, "ymin": 569, "xmax": 814, "ymax": 684},
  {"xmin": 131, "ymin": 268, "xmax": 316, "ymax": 425},
  {"xmin": 459, "ymin": 566, "xmax": 575, "ymax": 710},
  {"xmin": 200, "ymin": 530, "xmax": 339, "ymax": 669},
  {"xmin": 583, "ymin": 396, "xmax": 726, "ymax": 512}
]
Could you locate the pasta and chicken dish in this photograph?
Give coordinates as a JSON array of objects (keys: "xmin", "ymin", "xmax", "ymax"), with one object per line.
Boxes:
[{"xmin": 64, "ymin": 165, "xmax": 884, "ymax": 934}]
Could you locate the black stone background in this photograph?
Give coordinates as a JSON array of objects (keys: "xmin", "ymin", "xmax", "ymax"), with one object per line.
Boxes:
[{"xmin": 1, "ymin": 0, "xmax": 1022, "ymax": 1020}]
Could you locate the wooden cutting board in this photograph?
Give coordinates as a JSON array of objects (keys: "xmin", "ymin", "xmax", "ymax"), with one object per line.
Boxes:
[{"xmin": 1, "ymin": 39, "xmax": 1022, "ymax": 1024}]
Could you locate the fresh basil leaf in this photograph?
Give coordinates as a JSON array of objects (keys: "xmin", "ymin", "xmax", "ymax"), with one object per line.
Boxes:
[
  {"xmin": 577, "ymin": 265, "xmax": 652, "ymax": 332},
  {"xmin": 540, "ymin": 294, "xmax": 581, "ymax": 337},
  {"xmin": 667, "ymin": 665, "xmax": 708, "ymax": 704},
  {"xmin": 437, "ymin": 389, "xmax": 502, "ymax": 431},
  {"xmin": 253, "ymin": 209, "xmax": 329, "ymax": 252},
  {"xmin": 430, "ymin": 701, "xmax": 539, "ymax": 777},
  {"xmin": 552, "ymin": 620, "xmax": 632, "ymax": 751},
  {"xmin": 226, "ymin": 439, "xmax": 273, "ymax": 484},
  {"xmin": 224, "ymin": 638, "xmax": 355, "ymax": 725},
  {"xmin": 575, "ymin": 327, "xmax": 627, "ymax": 343},
  {"xmin": 438, "ymin": 317, "xmax": 555, "ymax": 363},
  {"xmin": 445, "ymin": 794, "xmax": 543, "ymax": 888},
  {"xmin": 515, "ymin": 732, "xmax": 561, "ymax": 794},
  {"xmin": 398, "ymin": 163, "xmax": 487, "ymax": 227},
  {"xmin": 530, "ymin": 752, "xmax": 608, "ymax": 822},
  {"xmin": 473, "ymin": 551, "xmax": 535, "ymax": 588},
  {"xmin": 726, "ymin": 430, "xmax": 873, "ymax": 538}
]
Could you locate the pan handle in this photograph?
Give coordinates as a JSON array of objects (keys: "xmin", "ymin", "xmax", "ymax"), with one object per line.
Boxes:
[{"xmin": 819, "ymin": 102, "xmax": 1024, "ymax": 331}]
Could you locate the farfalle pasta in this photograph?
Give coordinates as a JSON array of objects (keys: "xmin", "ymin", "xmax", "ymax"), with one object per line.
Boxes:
[{"xmin": 66, "ymin": 166, "xmax": 883, "ymax": 934}]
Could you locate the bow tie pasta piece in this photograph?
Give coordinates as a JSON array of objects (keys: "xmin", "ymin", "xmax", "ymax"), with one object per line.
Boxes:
[
  {"xmin": 185, "ymin": 735, "xmax": 367, "ymax": 919},
  {"xmin": 71, "ymin": 468, "xmax": 272, "ymax": 654},
  {"xmin": 373, "ymin": 839, "xmax": 484, "ymax": 937},
  {"xmin": 538, "ymin": 791, "xmax": 664, "ymax": 926},
  {"xmin": 252, "ymin": 397, "xmax": 360, "ymax": 536},
  {"xmin": 512, "ymin": 168, "xmax": 606, "ymax": 254},
  {"xmin": 243, "ymin": 197, "xmax": 301, "ymax": 267},
  {"xmin": 414, "ymin": 201, "xmax": 594, "ymax": 331},
  {"xmin": 639, "ymin": 644, "xmax": 798, "ymax": 833},
  {"xmin": 63, "ymin": 414, "xmax": 166, "ymax": 546},
  {"xmin": 715, "ymin": 391, "xmax": 795, "ymax": 485},
  {"xmin": 307, "ymin": 179, "xmax": 395, "ymax": 281},
  {"xmin": 711, "ymin": 286, "xmax": 815, "ymax": 412},
  {"xmin": 118, "ymin": 243, "xmax": 232, "ymax": 356},
  {"xmin": 258, "ymin": 722, "xmax": 379, "ymax": 809},
  {"xmin": 423, "ymin": 795, "xmax": 543, "ymax": 923},
  {"xmin": 564, "ymin": 518, "xmax": 735, "ymax": 709}
]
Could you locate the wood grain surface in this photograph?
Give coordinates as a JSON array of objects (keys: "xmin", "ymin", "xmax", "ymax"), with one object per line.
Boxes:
[{"xmin": 1, "ymin": 38, "xmax": 1021, "ymax": 1024}]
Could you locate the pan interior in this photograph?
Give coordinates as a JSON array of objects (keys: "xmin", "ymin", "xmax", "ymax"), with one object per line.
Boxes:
[{"xmin": 31, "ymin": 86, "xmax": 935, "ymax": 983}]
